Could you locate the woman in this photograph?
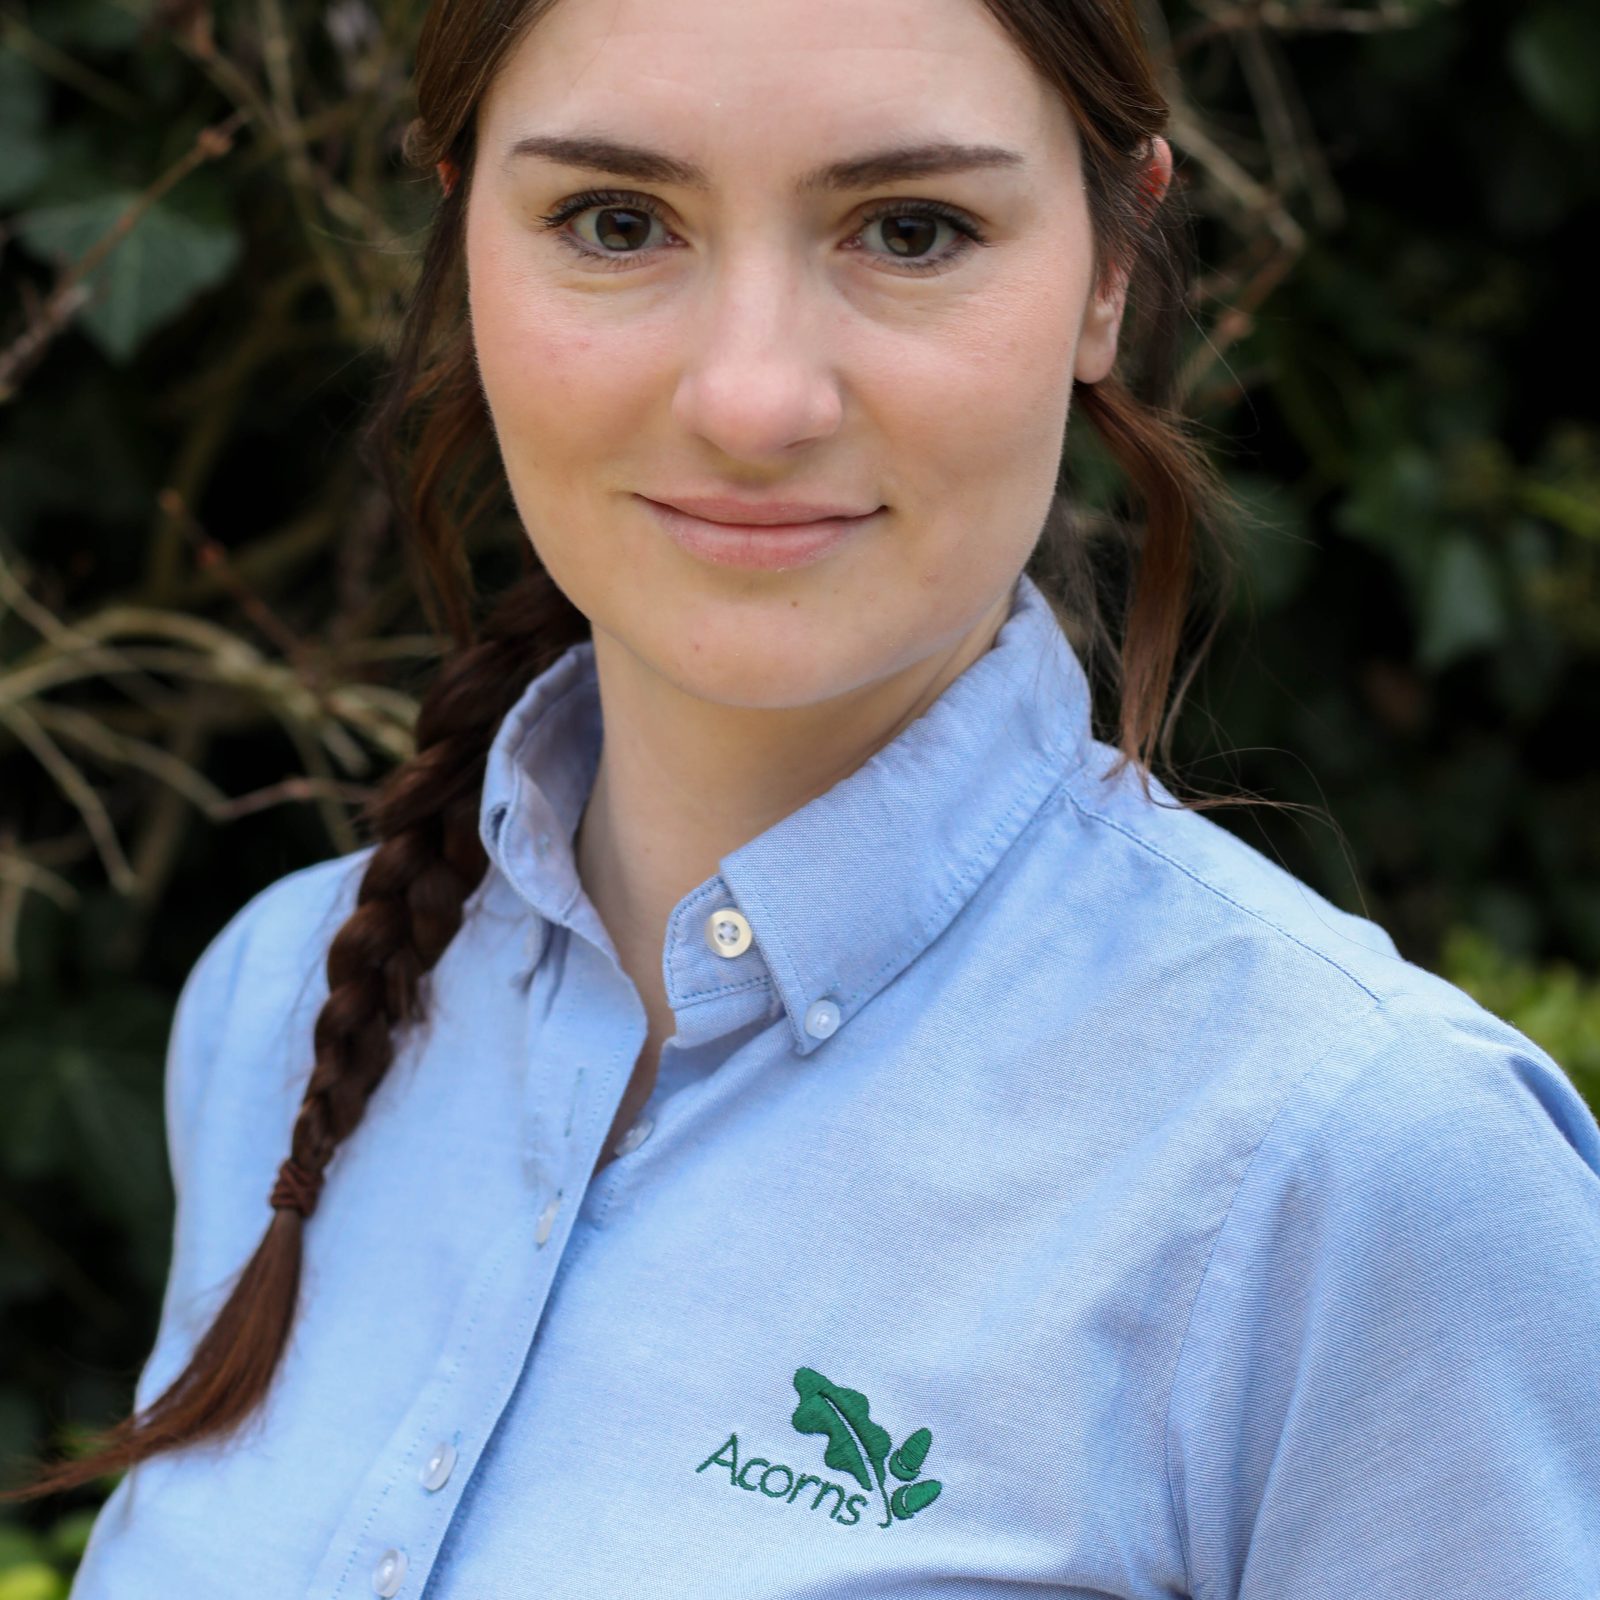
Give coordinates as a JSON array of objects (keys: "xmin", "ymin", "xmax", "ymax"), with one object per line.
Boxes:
[{"xmin": 14, "ymin": 0, "xmax": 1600, "ymax": 1594}]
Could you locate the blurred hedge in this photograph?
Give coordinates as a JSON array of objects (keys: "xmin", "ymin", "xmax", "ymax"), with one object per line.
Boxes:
[{"xmin": 2, "ymin": 0, "xmax": 1597, "ymax": 1575}]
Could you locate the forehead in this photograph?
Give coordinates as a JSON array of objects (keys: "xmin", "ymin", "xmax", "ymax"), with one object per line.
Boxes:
[{"xmin": 479, "ymin": 0, "xmax": 1077, "ymax": 172}]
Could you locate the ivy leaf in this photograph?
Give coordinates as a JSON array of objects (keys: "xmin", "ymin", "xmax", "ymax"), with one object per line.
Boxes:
[
  {"xmin": 1416, "ymin": 535, "xmax": 1508, "ymax": 672},
  {"xmin": 1228, "ymin": 470, "xmax": 1315, "ymax": 615},
  {"xmin": 12, "ymin": 179, "xmax": 240, "ymax": 363},
  {"xmin": 790, "ymin": 1367, "xmax": 893, "ymax": 1493},
  {"xmin": 1510, "ymin": 8, "xmax": 1600, "ymax": 142}
]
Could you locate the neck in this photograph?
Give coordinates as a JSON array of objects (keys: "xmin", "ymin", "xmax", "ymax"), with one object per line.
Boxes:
[{"xmin": 573, "ymin": 591, "xmax": 1012, "ymax": 1040}]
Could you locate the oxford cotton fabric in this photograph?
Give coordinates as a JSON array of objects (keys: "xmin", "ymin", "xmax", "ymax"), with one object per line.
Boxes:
[{"xmin": 70, "ymin": 570, "xmax": 1600, "ymax": 1600}]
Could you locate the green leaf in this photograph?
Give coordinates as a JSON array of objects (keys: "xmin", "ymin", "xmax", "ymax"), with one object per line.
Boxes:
[
  {"xmin": 1229, "ymin": 471, "xmax": 1315, "ymax": 614},
  {"xmin": 790, "ymin": 1367, "xmax": 893, "ymax": 1494},
  {"xmin": 1335, "ymin": 433, "xmax": 1441, "ymax": 598},
  {"xmin": 0, "ymin": 1563, "xmax": 67, "ymax": 1600},
  {"xmin": 890, "ymin": 1479, "xmax": 942, "ymax": 1519},
  {"xmin": 0, "ymin": 1505, "xmax": 43, "ymax": 1567},
  {"xmin": 41, "ymin": 1510, "xmax": 98, "ymax": 1567},
  {"xmin": 1510, "ymin": 8, "xmax": 1600, "ymax": 140},
  {"xmin": 1442, "ymin": 926, "xmax": 1600, "ymax": 1111},
  {"xmin": 12, "ymin": 181, "xmax": 240, "ymax": 363},
  {"xmin": 1416, "ymin": 535, "xmax": 1508, "ymax": 671},
  {"xmin": 888, "ymin": 1425, "xmax": 931, "ymax": 1480}
]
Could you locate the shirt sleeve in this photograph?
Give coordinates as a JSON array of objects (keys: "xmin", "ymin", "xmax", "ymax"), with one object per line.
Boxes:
[
  {"xmin": 126, "ymin": 889, "xmax": 265, "ymax": 1416},
  {"xmin": 1165, "ymin": 992, "xmax": 1600, "ymax": 1600},
  {"xmin": 128, "ymin": 851, "xmax": 371, "ymax": 1415}
]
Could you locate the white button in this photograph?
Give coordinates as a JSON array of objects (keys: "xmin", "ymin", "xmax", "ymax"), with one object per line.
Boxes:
[
  {"xmin": 804, "ymin": 998, "xmax": 841, "ymax": 1039},
  {"xmin": 612, "ymin": 1116, "xmax": 654, "ymax": 1158},
  {"xmin": 535, "ymin": 1194, "xmax": 561, "ymax": 1246},
  {"xmin": 372, "ymin": 1547, "xmax": 407, "ymax": 1596},
  {"xmin": 420, "ymin": 1439, "xmax": 456, "ymax": 1491},
  {"xmin": 704, "ymin": 906, "xmax": 752, "ymax": 958}
]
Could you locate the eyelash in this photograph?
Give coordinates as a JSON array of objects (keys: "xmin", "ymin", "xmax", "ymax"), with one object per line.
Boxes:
[{"xmin": 535, "ymin": 186, "xmax": 990, "ymax": 276}]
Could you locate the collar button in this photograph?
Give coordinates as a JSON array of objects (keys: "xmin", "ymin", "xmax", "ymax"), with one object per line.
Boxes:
[
  {"xmin": 804, "ymin": 998, "xmax": 841, "ymax": 1039},
  {"xmin": 704, "ymin": 906, "xmax": 752, "ymax": 958}
]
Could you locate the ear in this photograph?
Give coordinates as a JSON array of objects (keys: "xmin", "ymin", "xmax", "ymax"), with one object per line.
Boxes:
[
  {"xmin": 436, "ymin": 157, "xmax": 460, "ymax": 198},
  {"xmin": 1073, "ymin": 135, "xmax": 1173, "ymax": 386}
]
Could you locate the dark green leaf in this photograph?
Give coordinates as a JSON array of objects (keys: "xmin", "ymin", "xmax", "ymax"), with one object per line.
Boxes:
[{"xmin": 12, "ymin": 180, "xmax": 240, "ymax": 363}]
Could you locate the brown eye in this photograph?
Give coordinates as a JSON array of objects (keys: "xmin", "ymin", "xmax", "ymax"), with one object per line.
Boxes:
[
  {"xmin": 852, "ymin": 201, "xmax": 988, "ymax": 274},
  {"xmin": 872, "ymin": 213, "xmax": 943, "ymax": 260},
  {"xmin": 538, "ymin": 188, "xmax": 676, "ymax": 266},
  {"xmin": 581, "ymin": 204, "xmax": 658, "ymax": 254}
]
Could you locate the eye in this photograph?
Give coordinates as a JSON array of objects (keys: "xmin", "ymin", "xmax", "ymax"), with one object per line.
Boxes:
[
  {"xmin": 538, "ymin": 188, "xmax": 675, "ymax": 268},
  {"xmin": 851, "ymin": 199, "xmax": 990, "ymax": 274},
  {"xmin": 536, "ymin": 188, "xmax": 990, "ymax": 276}
]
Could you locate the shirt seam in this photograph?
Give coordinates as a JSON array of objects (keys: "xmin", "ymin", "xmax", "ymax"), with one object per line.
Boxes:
[
  {"xmin": 1058, "ymin": 778, "xmax": 1387, "ymax": 1007},
  {"xmin": 1161, "ymin": 994, "xmax": 1391, "ymax": 1600}
]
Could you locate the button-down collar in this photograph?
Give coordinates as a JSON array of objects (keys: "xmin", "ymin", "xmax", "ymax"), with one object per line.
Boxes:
[{"xmin": 477, "ymin": 570, "xmax": 1095, "ymax": 1057}]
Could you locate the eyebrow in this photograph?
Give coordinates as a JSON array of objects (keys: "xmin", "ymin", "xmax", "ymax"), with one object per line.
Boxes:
[{"xmin": 504, "ymin": 133, "xmax": 1026, "ymax": 194}]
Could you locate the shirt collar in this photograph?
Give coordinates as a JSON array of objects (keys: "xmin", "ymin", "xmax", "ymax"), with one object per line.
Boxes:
[{"xmin": 479, "ymin": 569, "xmax": 1096, "ymax": 1057}]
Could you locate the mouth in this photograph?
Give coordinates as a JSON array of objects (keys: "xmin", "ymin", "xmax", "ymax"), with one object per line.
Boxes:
[{"xmin": 637, "ymin": 495, "xmax": 884, "ymax": 572}]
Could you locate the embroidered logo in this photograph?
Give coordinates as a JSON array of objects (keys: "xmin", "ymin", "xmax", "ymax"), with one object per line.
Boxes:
[{"xmin": 695, "ymin": 1365, "xmax": 943, "ymax": 1529}]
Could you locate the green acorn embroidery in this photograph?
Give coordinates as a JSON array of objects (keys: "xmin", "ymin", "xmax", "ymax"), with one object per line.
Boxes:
[{"xmin": 790, "ymin": 1366, "xmax": 942, "ymax": 1529}]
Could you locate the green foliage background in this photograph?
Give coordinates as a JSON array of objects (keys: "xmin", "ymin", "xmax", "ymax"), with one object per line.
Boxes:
[{"xmin": 1, "ymin": 0, "xmax": 1597, "ymax": 1579}]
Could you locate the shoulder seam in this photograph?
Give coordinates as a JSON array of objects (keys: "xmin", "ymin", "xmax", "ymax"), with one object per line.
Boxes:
[{"xmin": 1059, "ymin": 781, "xmax": 1386, "ymax": 1006}]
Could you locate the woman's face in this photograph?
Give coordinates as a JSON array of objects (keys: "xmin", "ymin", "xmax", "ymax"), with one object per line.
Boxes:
[{"xmin": 466, "ymin": 0, "xmax": 1165, "ymax": 712}]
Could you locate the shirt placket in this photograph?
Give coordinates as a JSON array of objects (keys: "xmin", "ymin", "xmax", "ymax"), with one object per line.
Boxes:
[{"xmin": 302, "ymin": 930, "xmax": 643, "ymax": 1600}]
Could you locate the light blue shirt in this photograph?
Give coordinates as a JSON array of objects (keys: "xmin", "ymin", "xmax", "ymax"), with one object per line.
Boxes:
[{"xmin": 71, "ymin": 570, "xmax": 1600, "ymax": 1599}]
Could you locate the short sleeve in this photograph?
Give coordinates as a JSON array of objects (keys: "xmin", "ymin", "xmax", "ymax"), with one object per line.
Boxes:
[
  {"xmin": 127, "ymin": 887, "xmax": 271, "ymax": 1416},
  {"xmin": 1166, "ymin": 994, "xmax": 1600, "ymax": 1600},
  {"xmin": 129, "ymin": 851, "xmax": 372, "ymax": 1415}
]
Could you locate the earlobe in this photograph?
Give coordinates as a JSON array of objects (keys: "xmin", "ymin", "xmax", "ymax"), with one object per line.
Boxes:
[
  {"xmin": 1072, "ymin": 281, "xmax": 1126, "ymax": 387},
  {"xmin": 436, "ymin": 157, "xmax": 460, "ymax": 198}
]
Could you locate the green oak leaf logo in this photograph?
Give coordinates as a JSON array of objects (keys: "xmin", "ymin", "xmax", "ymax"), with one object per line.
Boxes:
[{"xmin": 790, "ymin": 1366, "xmax": 942, "ymax": 1529}]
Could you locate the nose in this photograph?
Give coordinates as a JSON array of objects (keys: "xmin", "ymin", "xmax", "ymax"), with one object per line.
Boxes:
[{"xmin": 669, "ymin": 249, "xmax": 845, "ymax": 461}]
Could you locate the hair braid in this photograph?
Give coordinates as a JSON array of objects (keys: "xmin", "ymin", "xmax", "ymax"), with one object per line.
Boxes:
[{"xmin": 2, "ymin": 569, "xmax": 586, "ymax": 1501}]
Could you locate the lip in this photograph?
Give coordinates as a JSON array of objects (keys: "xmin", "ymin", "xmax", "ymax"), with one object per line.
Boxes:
[
  {"xmin": 638, "ymin": 495, "xmax": 883, "ymax": 571},
  {"xmin": 649, "ymin": 493, "xmax": 880, "ymax": 524}
]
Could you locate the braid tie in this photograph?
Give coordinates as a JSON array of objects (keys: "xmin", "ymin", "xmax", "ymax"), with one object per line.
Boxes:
[{"xmin": 269, "ymin": 1156, "xmax": 324, "ymax": 1218}]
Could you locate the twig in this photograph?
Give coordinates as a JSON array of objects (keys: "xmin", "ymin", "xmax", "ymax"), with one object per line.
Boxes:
[
  {"xmin": 209, "ymin": 773, "xmax": 377, "ymax": 820},
  {"xmin": 0, "ymin": 7, "xmax": 145, "ymax": 120},
  {"xmin": 29, "ymin": 701, "xmax": 227, "ymax": 812},
  {"xmin": 155, "ymin": 488, "xmax": 316, "ymax": 671},
  {"xmin": 1177, "ymin": 234, "xmax": 1303, "ymax": 404},
  {"xmin": 0, "ymin": 702, "xmax": 137, "ymax": 893},
  {"xmin": 0, "ymin": 847, "xmax": 79, "ymax": 907},
  {"xmin": 1168, "ymin": 100, "xmax": 1306, "ymax": 254}
]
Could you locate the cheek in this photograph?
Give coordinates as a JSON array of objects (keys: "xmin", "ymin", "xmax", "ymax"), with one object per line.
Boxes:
[
  {"xmin": 467, "ymin": 233, "xmax": 630, "ymax": 446},
  {"xmin": 875, "ymin": 276, "xmax": 1079, "ymax": 508}
]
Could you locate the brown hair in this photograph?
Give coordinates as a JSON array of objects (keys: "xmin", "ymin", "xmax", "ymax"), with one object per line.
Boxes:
[{"xmin": 4, "ymin": 0, "xmax": 1259, "ymax": 1503}]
